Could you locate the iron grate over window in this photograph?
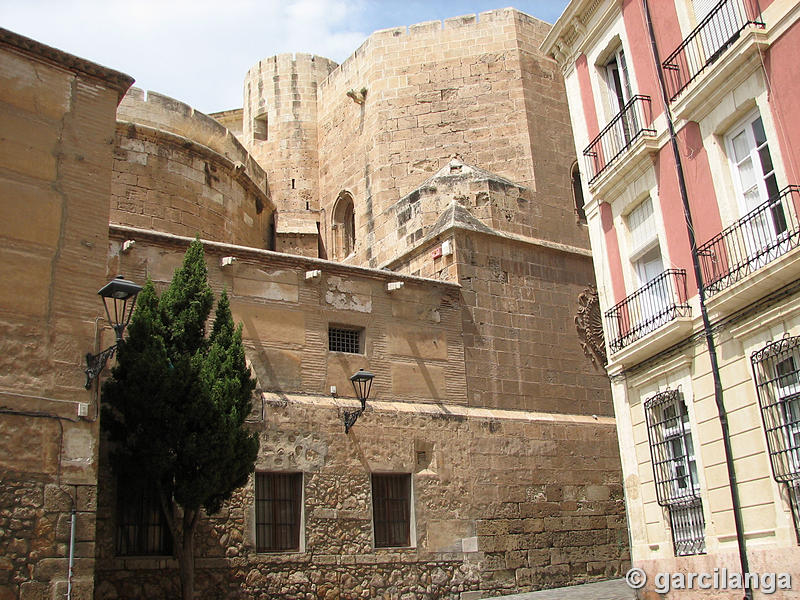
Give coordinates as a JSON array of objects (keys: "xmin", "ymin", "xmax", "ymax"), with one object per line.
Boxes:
[
  {"xmin": 751, "ymin": 336, "xmax": 800, "ymax": 484},
  {"xmin": 644, "ymin": 389, "xmax": 701, "ymax": 505},
  {"xmin": 372, "ymin": 473, "xmax": 411, "ymax": 548},
  {"xmin": 751, "ymin": 336, "xmax": 800, "ymax": 543},
  {"xmin": 116, "ymin": 482, "xmax": 172, "ymax": 556},
  {"xmin": 644, "ymin": 389, "xmax": 706, "ymax": 556},
  {"xmin": 668, "ymin": 499, "xmax": 707, "ymax": 556},
  {"xmin": 255, "ymin": 472, "xmax": 303, "ymax": 552},
  {"xmin": 329, "ymin": 326, "xmax": 361, "ymax": 354}
]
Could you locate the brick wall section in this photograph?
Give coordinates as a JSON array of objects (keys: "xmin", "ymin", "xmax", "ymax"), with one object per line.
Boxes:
[
  {"xmin": 0, "ymin": 29, "xmax": 132, "ymax": 600},
  {"xmin": 105, "ymin": 230, "xmax": 467, "ymax": 405}
]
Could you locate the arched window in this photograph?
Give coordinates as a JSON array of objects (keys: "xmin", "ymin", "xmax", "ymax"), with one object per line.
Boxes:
[
  {"xmin": 572, "ymin": 162, "xmax": 586, "ymax": 224},
  {"xmin": 332, "ymin": 191, "xmax": 355, "ymax": 259}
]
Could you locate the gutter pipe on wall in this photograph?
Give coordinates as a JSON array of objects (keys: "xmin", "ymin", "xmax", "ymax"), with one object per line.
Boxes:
[
  {"xmin": 67, "ymin": 505, "xmax": 76, "ymax": 600},
  {"xmin": 641, "ymin": 2, "xmax": 752, "ymax": 598}
]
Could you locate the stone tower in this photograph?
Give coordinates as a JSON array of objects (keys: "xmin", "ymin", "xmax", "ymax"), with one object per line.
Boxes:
[{"xmin": 243, "ymin": 54, "xmax": 338, "ymax": 254}]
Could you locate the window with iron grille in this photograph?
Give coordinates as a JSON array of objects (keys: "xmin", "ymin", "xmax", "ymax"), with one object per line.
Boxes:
[
  {"xmin": 751, "ymin": 336, "xmax": 800, "ymax": 542},
  {"xmin": 372, "ymin": 473, "xmax": 411, "ymax": 548},
  {"xmin": 255, "ymin": 472, "xmax": 303, "ymax": 552},
  {"xmin": 644, "ymin": 389, "xmax": 706, "ymax": 555},
  {"xmin": 116, "ymin": 482, "xmax": 172, "ymax": 556},
  {"xmin": 329, "ymin": 326, "xmax": 362, "ymax": 354}
]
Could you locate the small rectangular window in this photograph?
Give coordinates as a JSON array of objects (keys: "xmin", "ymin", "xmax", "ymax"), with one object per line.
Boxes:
[
  {"xmin": 329, "ymin": 326, "xmax": 362, "ymax": 354},
  {"xmin": 372, "ymin": 473, "xmax": 411, "ymax": 548},
  {"xmin": 255, "ymin": 472, "xmax": 303, "ymax": 552},
  {"xmin": 116, "ymin": 482, "xmax": 173, "ymax": 556},
  {"xmin": 253, "ymin": 113, "xmax": 268, "ymax": 141}
]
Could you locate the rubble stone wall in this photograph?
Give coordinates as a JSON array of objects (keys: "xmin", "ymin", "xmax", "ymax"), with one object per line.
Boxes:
[{"xmin": 95, "ymin": 396, "xmax": 627, "ymax": 600}]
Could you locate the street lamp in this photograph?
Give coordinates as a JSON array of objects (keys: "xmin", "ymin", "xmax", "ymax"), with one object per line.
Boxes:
[
  {"xmin": 343, "ymin": 368, "xmax": 375, "ymax": 433},
  {"xmin": 84, "ymin": 275, "xmax": 142, "ymax": 389}
]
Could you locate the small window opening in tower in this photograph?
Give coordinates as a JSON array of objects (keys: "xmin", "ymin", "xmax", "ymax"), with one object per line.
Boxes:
[
  {"xmin": 572, "ymin": 162, "xmax": 586, "ymax": 224},
  {"xmin": 292, "ymin": 179, "xmax": 295, "ymax": 189},
  {"xmin": 253, "ymin": 113, "xmax": 268, "ymax": 142},
  {"xmin": 332, "ymin": 191, "xmax": 356, "ymax": 259}
]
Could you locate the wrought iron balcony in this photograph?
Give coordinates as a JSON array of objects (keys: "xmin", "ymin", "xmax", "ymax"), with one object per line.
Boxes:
[
  {"xmin": 604, "ymin": 269, "xmax": 690, "ymax": 354},
  {"xmin": 584, "ymin": 95, "xmax": 655, "ymax": 184},
  {"xmin": 698, "ymin": 186, "xmax": 800, "ymax": 297},
  {"xmin": 662, "ymin": 0, "xmax": 764, "ymax": 103}
]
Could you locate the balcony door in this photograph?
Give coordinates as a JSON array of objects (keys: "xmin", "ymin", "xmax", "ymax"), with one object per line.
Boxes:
[
  {"xmin": 693, "ymin": 0, "xmax": 739, "ymax": 63},
  {"xmin": 726, "ymin": 113, "xmax": 785, "ymax": 263},
  {"xmin": 635, "ymin": 247, "xmax": 666, "ymax": 325},
  {"xmin": 605, "ymin": 48, "xmax": 635, "ymax": 147}
]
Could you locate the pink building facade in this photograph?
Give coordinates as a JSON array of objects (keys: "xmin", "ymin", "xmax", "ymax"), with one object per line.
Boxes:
[{"xmin": 545, "ymin": 1, "xmax": 800, "ymax": 597}]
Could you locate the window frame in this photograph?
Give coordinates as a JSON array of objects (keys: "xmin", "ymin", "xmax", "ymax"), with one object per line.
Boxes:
[
  {"xmin": 751, "ymin": 336, "xmax": 800, "ymax": 543},
  {"xmin": 371, "ymin": 473, "xmax": 413, "ymax": 549},
  {"xmin": 644, "ymin": 388, "xmax": 706, "ymax": 556},
  {"xmin": 724, "ymin": 111, "xmax": 781, "ymax": 218},
  {"xmin": 255, "ymin": 471, "xmax": 304, "ymax": 553},
  {"xmin": 115, "ymin": 480, "xmax": 173, "ymax": 557},
  {"xmin": 328, "ymin": 325, "xmax": 364, "ymax": 355},
  {"xmin": 604, "ymin": 46, "xmax": 632, "ymax": 116},
  {"xmin": 571, "ymin": 161, "xmax": 586, "ymax": 224},
  {"xmin": 332, "ymin": 191, "xmax": 356, "ymax": 260},
  {"xmin": 751, "ymin": 337, "xmax": 800, "ymax": 481}
]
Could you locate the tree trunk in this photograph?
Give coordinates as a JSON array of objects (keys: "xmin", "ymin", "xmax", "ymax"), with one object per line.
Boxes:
[{"xmin": 179, "ymin": 509, "xmax": 198, "ymax": 600}]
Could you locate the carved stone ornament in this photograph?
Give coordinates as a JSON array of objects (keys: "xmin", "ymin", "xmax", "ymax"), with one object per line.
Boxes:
[{"xmin": 575, "ymin": 286, "xmax": 607, "ymax": 370}]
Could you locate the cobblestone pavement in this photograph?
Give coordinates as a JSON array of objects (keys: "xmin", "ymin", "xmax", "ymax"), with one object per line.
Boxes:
[{"xmin": 481, "ymin": 578, "xmax": 636, "ymax": 600}]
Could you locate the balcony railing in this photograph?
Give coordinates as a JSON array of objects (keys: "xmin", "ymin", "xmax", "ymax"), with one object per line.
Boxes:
[
  {"xmin": 662, "ymin": 0, "xmax": 764, "ymax": 102},
  {"xmin": 584, "ymin": 95, "xmax": 655, "ymax": 184},
  {"xmin": 604, "ymin": 269, "xmax": 690, "ymax": 354},
  {"xmin": 698, "ymin": 185, "xmax": 800, "ymax": 297}
]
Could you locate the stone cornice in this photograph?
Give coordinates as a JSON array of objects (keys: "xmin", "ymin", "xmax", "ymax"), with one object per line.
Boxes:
[
  {"xmin": 540, "ymin": 0, "xmax": 608, "ymax": 69},
  {"xmin": 0, "ymin": 27, "xmax": 134, "ymax": 102},
  {"xmin": 108, "ymin": 224, "xmax": 462, "ymax": 292}
]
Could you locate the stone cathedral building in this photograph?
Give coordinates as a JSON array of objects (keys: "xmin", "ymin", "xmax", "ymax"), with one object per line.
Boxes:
[{"xmin": 0, "ymin": 8, "xmax": 628, "ymax": 600}]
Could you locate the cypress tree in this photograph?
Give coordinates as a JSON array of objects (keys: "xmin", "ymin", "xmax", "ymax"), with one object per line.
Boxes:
[{"xmin": 102, "ymin": 239, "xmax": 259, "ymax": 600}]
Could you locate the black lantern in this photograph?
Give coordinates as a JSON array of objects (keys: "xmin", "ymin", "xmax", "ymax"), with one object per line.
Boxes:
[
  {"xmin": 343, "ymin": 369, "xmax": 375, "ymax": 433},
  {"xmin": 84, "ymin": 275, "xmax": 142, "ymax": 389}
]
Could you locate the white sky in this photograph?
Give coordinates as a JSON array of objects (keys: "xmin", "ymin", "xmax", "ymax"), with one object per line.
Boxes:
[{"xmin": 1, "ymin": 1, "xmax": 569, "ymax": 114}]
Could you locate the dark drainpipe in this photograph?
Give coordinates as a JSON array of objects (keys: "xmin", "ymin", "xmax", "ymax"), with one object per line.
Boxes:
[{"xmin": 641, "ymin": 2, "xmax": 752, "ymax": 598}]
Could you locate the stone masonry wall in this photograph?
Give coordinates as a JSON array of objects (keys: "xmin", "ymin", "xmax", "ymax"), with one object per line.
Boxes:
[
  {"xmin": 243, "ymin": 54, "xmax": 339, "ymax": 214},
  {"xmin": 95, "ymin": 396, "xmax": 627, "ymax": 600},
  {"xmin": 111, "ymin": 122, "xmax": 272, "ymax": 248},
  {"xmin": 454, "ymin": 231, "xmax": 610, "ymax": 415},
  {"xmin": 105, "ymin": 229, "xmax": 467, "ymax": 407},
  {"xmin": 385, "ymin": 224, "xmax": 610, "ymax": 416},
  {"xmin": 309, "ymin": 8, "xmax": 586, "ymax": 268},
  {"xmin": 94, "ymin": 231, "xmax": 626, "ymax": 598},
  {"xmin": 0, "ymin": 30, "xmax": 132, "ymax": 600}
]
